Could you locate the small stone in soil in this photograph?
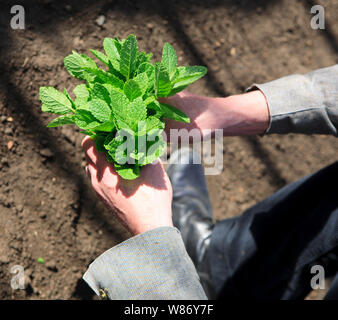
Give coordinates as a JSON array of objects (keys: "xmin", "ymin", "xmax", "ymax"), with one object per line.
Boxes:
[
  {"xmin": 1, "ymin": 158, "xmax": 8, "ymax": 166},
  {"xmin": 4, "ymin": 127, "xmax": 13, "ymax": 135},
  {"xmin": 39, "ymin": 148, "xmax": 54, "ymax": 158},
  {"xmin": 96, "ymin": 15, "xmax": 106, "ymax": 26},
  {"xmin": 46, "ymin": 261, "xmax": 58, "ymax": 272}
]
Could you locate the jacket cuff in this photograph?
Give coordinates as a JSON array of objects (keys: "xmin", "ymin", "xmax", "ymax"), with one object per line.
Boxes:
[
  {"xmin": 83, "ymin": 226, "xmax": 207, "ymax": 300},
  {"xmin": 247, "ymin": 66, "xmax": 338, "ymax": 136}
]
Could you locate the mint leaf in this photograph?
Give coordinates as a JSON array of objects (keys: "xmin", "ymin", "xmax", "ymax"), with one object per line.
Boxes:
[
  {"xmin": 116, "ymin": 97, "xmax": 147, "ymax": 131},
  {"xmin": 169, "ymin": 66, "xmax": 207, "ymax": 96},
  {"xmin": 114, "ymin": 163, "xmax": 140, "ymax": 180},
  {"xmin": 161, "ymin": 42, "xmax": 177, "ymax": 80},
  {"xmin": 92, "ymin": 121, "xmax": 115, "ymax": 132},
  {"xmin": 124, "ymin": 79, "xmax": 142, "ymax": 101},
  {"xmin": 47, "ymin": 115, "xmax": 75, "ymax": 127},
  {"xmin": 130, "ymin": 97, "xmax": 147, "ymax": 121},
  {"xmin": 137, "ymin": 63, "xmax": 155, "ymax": 91},
  {"xmin": 120, "ymin": 34, "xmax": 138, "ymax": 79},
  {"xmin": 74, "ymin": 84, "xmax": 90, "ymax": 106},
  {"xmin": 64, "ymin": 51, "xmax": 97, "ymax": 80},
  {"xmin": 92, "ymin": 83, "xmax": 111, "ymax": 104},
  {"xmin": 136, "ymin": 116, "xmax": 164, "ymax": 136},
  {"xmin": 40, "ymin": 87, "xmax": 73, "ymax": 114},
  {"xmin": 88, "ymin": 99, "xmax": 111, "ymax": 123},
  {"xmin": 136, "ymin": 51, "xmax": 152, "ymax": 69},
  {"xmin": 124, "ymin": 73, "xmax": 148, "ymax": 101},
  {"xmin": 110, "ymin": 88, "xmax": 131, "ymax": 122},
  {"xmin": 94, "ymin": 134, "xmax": 107, "ymax": 152},
  {"xmin": 142, "ymin": 135, "xmax": 166, "ymax": 165},
  {"xmin": 132, "ymin": 72, "xmax": 148, "ymax": 96},
  {"xmin": 148, "ymin": 101, "xmax": 190, "ymax": 123},
  {"xmin": 63, "ymin": 88, "xmax": 76, "ymax": 112},
  {"xmin": 83, "ymin": 67, "xmax": 124, "ymax": 90},
  {"xmin": 103, "ymin": 38, "xmax": 120, "ymax": 71},
  {"xmin": 90, "ymin": 49, "xmax": 109, "ymax": 66},
  {"xmin": 155, "ymin": 63, "xmax": 172, "ymax": 97},
  {"xmin": 75, "ymin": 109, "xmax": 100, "ymax": 130}
]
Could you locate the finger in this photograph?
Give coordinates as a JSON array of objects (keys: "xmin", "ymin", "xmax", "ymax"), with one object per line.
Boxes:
[
  {"xmin": 81, "ymin": 136, "xmax": 99, "ymax": 165},
  {"xmin": 85, "ymin": 165, "xmax": 91, "ymax": 179},
  {"xmin": 87, "ymin": 162, "xmax": 98, "ymax": 186}
]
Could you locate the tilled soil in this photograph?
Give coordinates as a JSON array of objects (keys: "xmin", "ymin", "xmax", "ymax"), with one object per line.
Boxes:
[{"xmin": 0, "ymin": 0, "xmax": 337, "ymax": 299}]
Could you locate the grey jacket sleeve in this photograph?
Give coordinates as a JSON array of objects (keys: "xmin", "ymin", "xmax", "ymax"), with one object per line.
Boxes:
[
  {"xmin": 83, "ymin": 226, "xmax": 207, "ymax": 300},
  {"xmin": 249, "ymin": 65, "xmax": 338, "ymax": 136}
]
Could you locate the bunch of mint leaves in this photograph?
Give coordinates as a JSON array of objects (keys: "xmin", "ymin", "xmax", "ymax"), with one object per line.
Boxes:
[{"xmin": 39, "ymin": 34, "xmax": 207, "ymax": 179}]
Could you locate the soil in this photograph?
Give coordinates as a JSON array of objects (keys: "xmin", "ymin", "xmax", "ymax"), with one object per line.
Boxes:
[{"xmin": 0, "ymin": 0, "xmax": 337, "ymax": 300}]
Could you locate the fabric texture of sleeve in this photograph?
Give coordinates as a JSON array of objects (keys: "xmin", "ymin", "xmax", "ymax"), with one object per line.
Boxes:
[
  {"xmin": 83, "ymin": 226, "xmax": 207, "ymax": 300},
  {"xmin": 247, "ymin": 64, "xmax": 338, "ymax": 136}
]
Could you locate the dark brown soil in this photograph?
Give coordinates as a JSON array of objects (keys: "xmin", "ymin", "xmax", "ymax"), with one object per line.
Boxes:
[{"xmin": 0, "ymin": 0, "xmax": 337, "ymax": 299}]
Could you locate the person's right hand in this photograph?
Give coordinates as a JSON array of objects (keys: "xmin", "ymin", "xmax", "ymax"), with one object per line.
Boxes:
[{"xmin": 82, "ymin": 136, "xmax": 173, "ymax": 236}]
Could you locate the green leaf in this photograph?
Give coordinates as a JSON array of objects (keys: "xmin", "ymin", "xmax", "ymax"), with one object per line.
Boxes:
[
  {"xmin": 128, "ymin": 97, "xmax": 147, "ymax": 128},
  {"xmin": 103, "ymin": 132, "xmax": 116, "ymax": 149},
  {"xmin": 64, "ymin": 51, "xmax": 97, "ymax": 80},
  {"xmin": 79, "ymin": 130, "xmax": 96, "ymax": 137},
  {"xmin": 137, "ymin": 63, "xmax": 155, "ymax": 91},
  {"xmin": 161, "ymin": 42, "xmax": 177, "ymax": 79},
  {"xmin": 120, "ymin": 34, "xmax": 138, "ymax": 79},
  {"xmin": 92, "ymin": 83, "xmax": 111, "ymax": 104},
  {"xmin": 143, "ymin": 135, "xmax": 166, "ymax": 165},
  {"xmin": 47, "ymin": 115, "xmax": 75, "ymax": 127},
  {"xmin": 105, "ymin": 129, "xmax": 135, "ymax": 164},
  {"xmin": 136, "ymin": 51, "xmax": 152, "ymax": 69},
  {"xmin": 169, "ymin": 66, "xmax": 207, "ymax": 96},
  {"xmin": 135, "ymin": 116, "xmax": 164, "ymax": 136},
  {"xmin": 148, "ymin": 101, "xmax": 190, "ymax": 123},
  {"xmin": 40, "ymin": 87, "xmax": 72, "ymax": 114},
  {"xmin": 74, "ymin": 109, "xmax": 100, "ymax": 130},
  {"xmin": 90, "ymin": 49, "xmax": 109, "ymax": 66},
  {"xmin": 154, "ymin": 63, "xmax": 172, "ymax": 97},
  {"xmin": 88, "ymin": 99, "xmax": 111, "ymax": 123},
  {"xmin": 74, "ymin": 84, "xmax": 90, "ymax": 105},
  {"xmin": 113, "ymin": 37, "xmax": 123, "ymax": 53},
  {"xmin": 63, "ymin": 88, "xmax": 76, "ymax": 111},
  {"xmin": 103, "ymin": 38, "xmax": 120, "ymax": 71},
  {"xmin": 124, "ymin": 79, "xmax": 142, "ymax": 101},
  {"xmin": 110, "ymin": 90, "xmax": 146, "ymax": 130},
  {"xmin": 82, "ymin": 71, "xmax": 96, "ymax": 85},
  {"xmin": 92, "ymin": 121, "xmax": 115, "ymax": 132},
  {"xmin": 110, "ymin": 88, "xmax": 132, "ymax": 122},
  {"xmin": 123, "ymin": 73, "xmax": 148, "ymax": 101},
  {"xmin": 133, "ymin": 72, "xmax": 149, "ymax": 96},
  {"xmin": 83, "ymin": 67, "xmax": 124, "ymax": 90},
  {"xmin": 94, "ymin": 134, "xmax": 108, "ymax": 152},
  {"xmin": 114, "ymin": 163, "xmax": 140, "ymax": 180},
  {"xmin": 144, "ymin": 95, "xmax": 156, "ymax": 106}
]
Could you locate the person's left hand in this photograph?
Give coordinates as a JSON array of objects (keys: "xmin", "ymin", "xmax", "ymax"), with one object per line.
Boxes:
[{"xmin": 82, "ymin": 136, "xmax": 173, "ymax": 236}]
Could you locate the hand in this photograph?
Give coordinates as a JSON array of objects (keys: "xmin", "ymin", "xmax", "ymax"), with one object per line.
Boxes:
[
  {"xmin": 161, "ymin": 90, "xmax": 270, "ymax": 137},
  {"xmin": 82, "ymin": 136, "xmax": 173, "ymax": 236}
]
